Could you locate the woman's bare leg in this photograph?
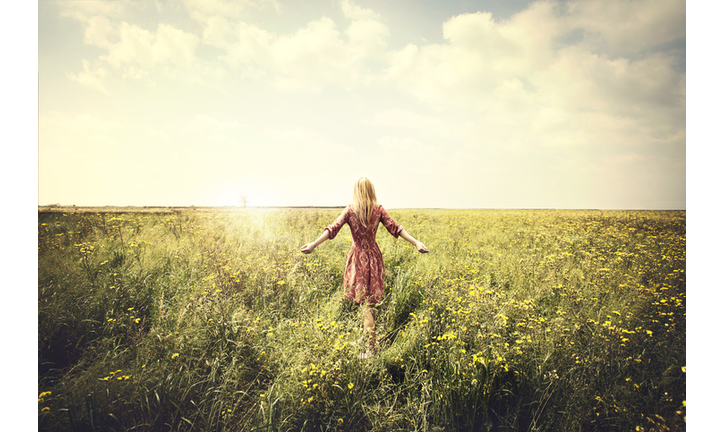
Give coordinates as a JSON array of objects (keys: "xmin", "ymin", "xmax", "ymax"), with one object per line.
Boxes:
[{"xmin": 361, "ymin": 304, "xmax": 377, "ymax": 355}]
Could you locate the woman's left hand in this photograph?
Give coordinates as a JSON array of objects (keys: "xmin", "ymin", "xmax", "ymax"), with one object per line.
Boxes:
[
  {"xmin": 416, "ymin": 241, "xmax": 429, "ymax": 253},
  {"xmin": 301, "ymin": 243, "xmax": 316, "ymax": 254}
]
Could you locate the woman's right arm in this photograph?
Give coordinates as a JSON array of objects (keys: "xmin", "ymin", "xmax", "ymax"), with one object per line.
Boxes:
[{"xmin": 400, "ymin": 228, "xmax": 429, "ymax": 253}]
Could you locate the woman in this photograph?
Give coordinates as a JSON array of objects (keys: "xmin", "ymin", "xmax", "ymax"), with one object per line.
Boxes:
[{"xmin": 301, "ymin": 177, "xmax": 429, "ymax": 359}]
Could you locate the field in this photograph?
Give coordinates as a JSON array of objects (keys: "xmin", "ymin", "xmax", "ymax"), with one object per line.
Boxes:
[{"xmin": 38, "ymin": 208, "xmax": 686, "ymax": 431}]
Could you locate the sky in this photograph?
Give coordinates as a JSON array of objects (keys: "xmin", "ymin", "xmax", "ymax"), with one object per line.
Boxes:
[{"xmin": 37, "ymin": 0, "xmax": 686, "ymax": 209}]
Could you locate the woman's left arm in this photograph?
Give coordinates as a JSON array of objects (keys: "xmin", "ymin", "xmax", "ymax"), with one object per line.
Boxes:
[
  {"xmin": 301, "ymin": 229, "xmax": 330, "ymax": 254},
  {"xmin": 301, "ymin": 206, "xmax": 350, "ymax": 254}
]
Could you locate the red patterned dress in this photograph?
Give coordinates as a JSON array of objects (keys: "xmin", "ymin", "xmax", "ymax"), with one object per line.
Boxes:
[{"xmin": 324, "ymin": 204, "xmax": 404, "ymax": 306}]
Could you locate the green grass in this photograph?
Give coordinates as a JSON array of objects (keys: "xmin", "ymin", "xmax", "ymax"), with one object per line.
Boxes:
[{"xmin": 38, "ymin": 208, "xmax": 686, "ymax": 431}]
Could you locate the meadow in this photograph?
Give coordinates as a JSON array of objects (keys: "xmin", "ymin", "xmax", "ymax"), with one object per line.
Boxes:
[{"xmin": 38, "ymin": 208, "xmax": 686, "ymax": 431}]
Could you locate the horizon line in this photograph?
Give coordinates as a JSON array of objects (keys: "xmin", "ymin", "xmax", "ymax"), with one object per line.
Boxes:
[{"xmin": 37, "ymin": 205, "xmax": 686, "ymax": 212}]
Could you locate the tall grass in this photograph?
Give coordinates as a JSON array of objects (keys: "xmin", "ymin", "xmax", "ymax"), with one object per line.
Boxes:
[{"xmin": 38, "ymin": 209, "xmax": 685, "ymax": 431}]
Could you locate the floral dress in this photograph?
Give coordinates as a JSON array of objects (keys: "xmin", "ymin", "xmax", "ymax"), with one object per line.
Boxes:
[{"xmin": 324, "ymin": 204, "xmax": 404, "ymax": 306}]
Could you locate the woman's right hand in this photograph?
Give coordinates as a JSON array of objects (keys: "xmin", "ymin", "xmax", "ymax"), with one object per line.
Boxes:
[
  {"xmin": 301, "ymin": 243, "xmax": 316, "ymax": 254},
  {"xmin": 416, "ymin": 241, "xmax": 429, "ymax": 253}
]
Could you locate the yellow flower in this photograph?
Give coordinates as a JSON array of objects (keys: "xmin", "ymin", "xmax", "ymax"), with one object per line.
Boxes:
[
  {"xmin": 348, "ymin": 382, "xmax": 354, "ymax": 390},
  {"xmin": 41, "ymin": 407, "xmax": 50, "ymax": 413},
  {"xmin": 171, "ymin": 353, "xmax": 180, "ymax": 359},
  {"xmin": 681, "ymin": 366, "xmax": 686, "ymax": 373}
]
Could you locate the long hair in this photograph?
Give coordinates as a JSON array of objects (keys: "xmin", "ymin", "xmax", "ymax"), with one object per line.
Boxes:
[{"xmin": 352, "ymin": 177, "xmax": 377, "ymax": 227}]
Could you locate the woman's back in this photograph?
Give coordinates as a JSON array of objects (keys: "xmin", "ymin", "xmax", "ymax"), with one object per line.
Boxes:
[{"xmin": 324, "ymin": 204, "xmax": 404, "ymax": 250}]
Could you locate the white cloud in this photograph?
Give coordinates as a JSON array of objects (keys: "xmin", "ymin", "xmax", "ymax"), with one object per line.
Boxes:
[
  {"xmin": 340, "ymin": 0, "xmax": 381, "ymax": 21},
  {"xmin": 83, "ymin": 16, "xmax": 115, "ymax": 49},
  {"xmin": 57, "ymin": 0, "xmax": 127, "ymax": 21},
  {"xmin": 61, "ymin": 0, "xmax": 393, "ymax": 92},
  {"xmin": 180, "ymin": 0, "xmax": 281, "ymax": 22},
  {"xmin": 386, "ymin": 0, "xmax": 683, "ymax": 95},
  {"xmin": 181, "ymin": 0, "xmax": 248, "ymax": 21},
  {"xmin": 66, "ymin": 60, "xmax": 110, "ymax": 94},
  {"xmin": 215, "ymin": 16, "xmax": 379, "ymax": 89},
  {"xmin": 346, "ymin": 18, "xmax": 389, "ymax": 60},
  {"xmin": 63, "ymin": 4, "xmax": 201, "ymax": 88},
  {"xmin": 271, "ymin": 17, "xmax": 344, "ymax": 66},
  {"xmin": 94, "ymin": 21, "xmax": 200, "ymax": 69},
  {"xmin": 564, "ymin": 0, "xmax": 686, "ymax": 55},
  {"xmin": 199, "ymin": 16, "xmax": 238, "ymax": 49},
  {"xmin": 40, "ymin": 0, "xmax": 685, "ymax": 209},
  {"xmin": 154, "ymin": 23, "xmax": 201, "ymax": 67},
  {"xmin": 531, "ymin": 46, "xmax": 685, "ymax": 131},
  {"xmin": 193, "ymin": 0, "xmax": 391, "ymax": 89},
  {"xmin": 102, "ymin": 22, "xmax": 156, "ymax": 68},
  {"xmin": 380, "ymin": 0, "xmax": 684, "ymax": 154}
]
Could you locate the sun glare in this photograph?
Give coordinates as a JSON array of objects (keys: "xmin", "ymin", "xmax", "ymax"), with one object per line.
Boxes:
[{"xmin": 213, "ymin": 184, "xmax": 279, "ymax": 208}]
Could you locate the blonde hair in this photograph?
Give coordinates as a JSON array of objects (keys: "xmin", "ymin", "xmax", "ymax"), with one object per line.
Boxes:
[{"xmin": 352, "ymin": 177, "xmax": 377, "ymax": 227}]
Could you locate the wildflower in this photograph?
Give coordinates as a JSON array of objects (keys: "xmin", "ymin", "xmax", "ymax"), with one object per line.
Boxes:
[
  {"xmin": 348, "ymin": 382, "xmax": 354, "ymax": 390},
  {"xmin": 171, "ymin": 353, "xmax": 180, "ymax": 359},
  {"xmin": 41, "ymin": 407, "xmax": 50, "ymax": 413}
]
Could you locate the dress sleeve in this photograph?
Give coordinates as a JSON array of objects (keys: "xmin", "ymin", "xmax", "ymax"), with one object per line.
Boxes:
[
  {"xmin": 324, "ymin": 205, "xmax": 351, "ymax": 240},
  {"xmin": 380, "ymin": 206, "xmax": 404, "ymax": 238}
]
